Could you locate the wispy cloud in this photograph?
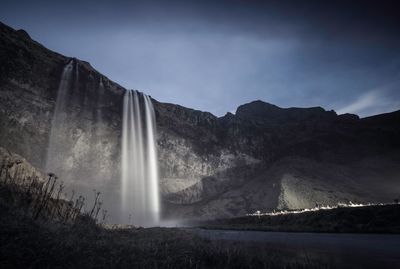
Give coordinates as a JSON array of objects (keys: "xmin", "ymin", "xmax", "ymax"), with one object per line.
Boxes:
[
  {"xmin": 337, "ymin": 83, "xmax": 400, "ymax": 117},
  {"xmin": 337, "ymin": 91, "xmax": 379, "ymax": 115}
]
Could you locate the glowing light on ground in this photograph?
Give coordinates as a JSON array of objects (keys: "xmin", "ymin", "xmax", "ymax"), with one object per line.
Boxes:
[{"xmin": 248, "ymin": 202, "xmax": 390, "ymax": 217}]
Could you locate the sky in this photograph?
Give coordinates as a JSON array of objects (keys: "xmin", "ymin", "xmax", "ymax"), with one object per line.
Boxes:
[{"xmin": 1, "ymin": 0, "xmax": 399, "ymax": 117}]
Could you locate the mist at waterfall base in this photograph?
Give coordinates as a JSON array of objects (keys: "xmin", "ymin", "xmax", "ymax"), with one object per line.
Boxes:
[{"xmin": 45, "ymin": 61, "xmax": 161, "ymax": 227}]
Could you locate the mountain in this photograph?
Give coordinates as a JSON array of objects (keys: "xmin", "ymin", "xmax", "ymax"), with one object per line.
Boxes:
[{"xmin": 1, "ymin": 21, "xmax": 399, "ymax": 222}]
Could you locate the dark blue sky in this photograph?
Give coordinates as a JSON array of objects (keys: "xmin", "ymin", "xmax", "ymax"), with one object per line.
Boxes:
[{"xmin": 1, "ymin": 0, "xmax": 399, "ymax": 117}]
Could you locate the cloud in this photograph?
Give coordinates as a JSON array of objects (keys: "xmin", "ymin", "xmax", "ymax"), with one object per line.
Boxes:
[
  {"xmin": 337, "ymin": 83, "xmax": 400, "ymax": 117},
  {"xmin": 337, "ymin": 91, "xmax": 379, "ymax": 115},
  {"xmin": 1, "ymin": 0, "xmax": 399, "ymax": 117}
]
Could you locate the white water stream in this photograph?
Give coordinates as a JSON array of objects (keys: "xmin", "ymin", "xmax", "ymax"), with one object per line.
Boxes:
[{"xmin": 121, "ymin": 90, "xmax": 160, "ymax": 227}]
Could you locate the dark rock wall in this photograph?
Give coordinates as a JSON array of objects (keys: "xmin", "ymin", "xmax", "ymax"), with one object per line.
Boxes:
[{"xmin": 1, "ymin": 22, "xmax": 400, "ymax": 221}]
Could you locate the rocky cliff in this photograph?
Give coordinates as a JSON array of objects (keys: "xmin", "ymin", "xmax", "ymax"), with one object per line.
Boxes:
[{"xmin": 1, "ymin": 22, "xmax": 399, "ymax": 222}]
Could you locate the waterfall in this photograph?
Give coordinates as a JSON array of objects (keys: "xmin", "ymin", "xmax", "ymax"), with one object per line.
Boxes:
[
  {"xmin": 122, "ymin": 90, "xmax": 160, "ymax": 227},
  {"xmin": 45, "ymin": 60, "xmax": 74, "ymax": 173},
  {"xmin": 95, "ymin": 77, "xmax": 105, "ymax": 135},
  {"xmin": 46, "ymin": 61, "xmax": 160, "ymax": 226}
]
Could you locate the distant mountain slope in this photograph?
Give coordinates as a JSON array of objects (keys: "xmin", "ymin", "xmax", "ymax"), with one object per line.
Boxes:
[{"xmin": 0, "ymin": 21, "xmax": 399, "ymax": 221}]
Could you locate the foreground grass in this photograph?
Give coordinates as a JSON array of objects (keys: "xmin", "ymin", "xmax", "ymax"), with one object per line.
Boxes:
[
  {"xmin": 1, "ymin": 174, "xmax": 397, "ymax": 268},
  {"xmin": 0, "ymin": 184, "xmax": 327, "ymax": 269},
  {"xmin": 0, "ymin": 210, "xmax": 327, "ymax": 269}
]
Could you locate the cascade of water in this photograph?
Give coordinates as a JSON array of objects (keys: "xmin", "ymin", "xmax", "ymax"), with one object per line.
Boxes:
[
  {"xmin": 46, "ymin": 62, "xmax": 160, "ymax": 226},
  {"xmin": 121, "ymin": 90, "xmax": 160, "ymax": 227},
  {"xmin": 45, "ymin": 60, "xmax": 74, "ymax": 173},
  {"xmin": 95, "ymin": 77, "xmax": 105, "ymax": 134},
  {"xmin": 143, "ymin": 95, "xmax": 160, "ymax": 221}
]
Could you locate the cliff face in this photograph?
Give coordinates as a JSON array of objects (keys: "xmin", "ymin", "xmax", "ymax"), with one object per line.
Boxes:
[
  {"xmin": 1, "ymin": 22, "xmax": 400, "ymax": 222},
  {"xmin": 0, "ymin": 147, "xmax": 45, "ymax": 185},
  {"xmin": 158, "ymin": 99, "xmax": 400, "ymax": 219}
]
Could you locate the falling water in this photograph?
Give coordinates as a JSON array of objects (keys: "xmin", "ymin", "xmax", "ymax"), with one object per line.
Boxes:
[
  {"xmin": 45, "ymin": 60, "xmax": 74, "ymax": 172},
  {"xmin": 122, "ymin": 90, "xmax": 160, "ymax": 227},
  {"xmin": 95, "ymin": 77, "xmax": 105, "ymax": 135}
]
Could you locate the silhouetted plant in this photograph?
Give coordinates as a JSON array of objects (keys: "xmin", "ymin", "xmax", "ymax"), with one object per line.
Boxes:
[
  {"xmin": 94, "ymin": 201, "xmax": 102, "ymax": 221},
  {"xmin": 51, "ymin": 181, "xmax": 65, "ymax": 220},
  {"xmin": 62, "ymin": 190, "xmax": 77, "ymax": 222},
  {"xmin": 33, "ymin": 173, "xmax": 58, "ymax": 220},
  {"xmin": 72, "ymin": 195, "xmax": 86, "ymax": 220},
  {"xmin": 0, "ymin": 161, "xmax": 107, "ymax": 225},
  {"xmin": 89, "ymin": 189, "xmax": 101, "ymax": 218},
  {"xmin": 100, "ymin": 209, "xmax": 108, "ymax": 224}
]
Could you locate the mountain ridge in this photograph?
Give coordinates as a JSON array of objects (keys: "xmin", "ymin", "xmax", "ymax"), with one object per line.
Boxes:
[{"xmin": 3, "ymin": 20, "xmax": 398, "ymax": 120}]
